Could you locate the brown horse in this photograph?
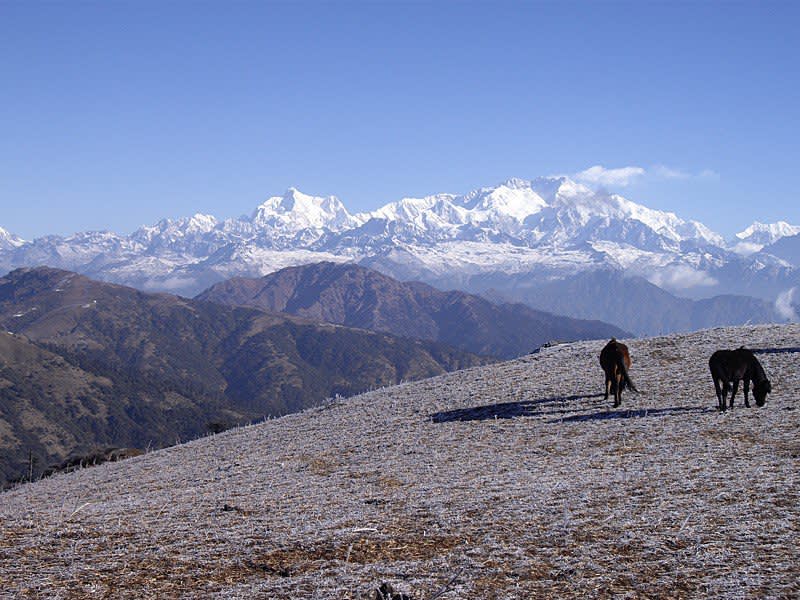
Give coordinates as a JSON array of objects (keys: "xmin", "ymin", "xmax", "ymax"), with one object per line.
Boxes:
[
  {"xmin": 599, "ymin": 338, "xmax": 637, "ymax": 407},
  {"xmin": 708, "ymin": 347, "xmax": 771, "ymax": 411}
]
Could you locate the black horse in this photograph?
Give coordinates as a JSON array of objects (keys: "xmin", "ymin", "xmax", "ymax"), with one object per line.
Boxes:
[{"xmin": 708, "ymin": 348, "xmax": 771, "ymax": 411}]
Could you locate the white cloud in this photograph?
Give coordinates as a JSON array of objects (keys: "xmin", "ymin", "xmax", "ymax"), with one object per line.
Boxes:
[
  {"xmin": 574, "ymin": 165, "xmax": 645, "ymax": 187},
  {"xmin": 572, "ymin": 164, "xmax": 720, "ymax": 189},
  {"xmin": 646, "ymin": 265, "xmax": 718, "ymax": 290},
  {"xmin": 731, "ymin": 241, "xmax": 763, "ymax": 256},
  {"xmin": 775, "ymin": 287, "xmax": 798, "ymax": 321},
  {"xmin": 652, "ymin": 165, "xmax": 690, "ymax": 180},
  {"xmin": 650, "ymin": 165, "xmax": 720, "ymax": 182}
]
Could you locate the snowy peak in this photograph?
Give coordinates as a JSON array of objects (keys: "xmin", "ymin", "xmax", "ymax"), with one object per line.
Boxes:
[
  {"xmin": 130, "ymin": 213, "xmax": 220, "ymax": 252},
  {"xmin": 457, "ymin": 179, "xmax": 548, "ymax": 222},
  {"xmin": 527, "ymin": 176, "xmax": 598, "ymax": 206},
  {"xmin": 479, "ymin": 177, "xmax": 721, "ymax": 247},
  {"xmin": 365, "ymin": 194, "xmax": 456, "ymax": 224},
  {"xmin": 156, "ymin": 213, "xmax": 218, "ymax": 235},
  {"xmin": 183, "ymin": 213, "xmax": 218, "ymax": 233},
  {"xmin": 0, "ymin": 226, "xmax": 25, "ymax": 250},
  {"xmin": 736, "ymin": 221, "xmax": 800, "ymax": 242},
  {"xmin": 733, "ymin": 221, "xmax": 800, "ymax": 254},
  {"xmin": 251, "ymin": 188, "xmax": 360, "ymax": 232}
]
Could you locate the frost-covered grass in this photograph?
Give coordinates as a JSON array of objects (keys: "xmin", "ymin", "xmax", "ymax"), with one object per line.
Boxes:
[{"xmin": 0, "ymin": 323, "xmax": 798, "ymax": 599}]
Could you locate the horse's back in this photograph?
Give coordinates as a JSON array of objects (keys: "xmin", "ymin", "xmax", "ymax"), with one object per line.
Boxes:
[
  {"xmin": 709, "ymin": 348, "xmax": 753, "ymax": 380},
  {"xmin": 709, "ymin": 349, "xmax": 728, "ymax": 371},
  {"xmin": 599, "ymin": 339, "xmax": 618, "ymax": 370},
  {"xmin": 600, "ymin": 339, "xmax": 630, "ymax": 368}
]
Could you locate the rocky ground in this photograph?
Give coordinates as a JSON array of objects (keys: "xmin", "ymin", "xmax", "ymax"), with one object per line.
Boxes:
[{"xmin": 0, "ymin": 323, "xmax": 798, "ymax": 599}]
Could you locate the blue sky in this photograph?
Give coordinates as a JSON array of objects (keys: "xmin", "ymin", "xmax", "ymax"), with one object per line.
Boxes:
[{"xmin": 2, "ymin": 1, "xmax": 798, "ymax": 240}]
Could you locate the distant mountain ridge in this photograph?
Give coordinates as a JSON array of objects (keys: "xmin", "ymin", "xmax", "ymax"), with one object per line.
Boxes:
[
  {"xmin": 1, "ymin": 176, "xmax": 798, "ymax": 332},
  {"xmin": 0, "ymin": 267, "xmax": 490, "ymax": 486},
  {"xmin": 196, "ymin": 262, "xmax": 629, "ymax": 358},
  {"xmin": 492, "ymin": 269, "xmax": 788, "ymax": 336}
]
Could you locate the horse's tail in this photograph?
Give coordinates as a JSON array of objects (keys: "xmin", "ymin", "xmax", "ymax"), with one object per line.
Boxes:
[{"xmin": 618, "ymin": 353, "xmax": 638, "ymax": 393}]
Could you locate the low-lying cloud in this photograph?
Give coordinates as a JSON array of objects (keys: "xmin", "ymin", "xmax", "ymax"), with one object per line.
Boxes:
[
  {"xmin": 143, "ymin": 277, "xmax": 199, "ymax": 292},
  {"xmin": 647, "ymin": 265, "xmax": 718, "ymax": 290},
  {"xmin": 775, "ymin": 287, "xmax": 798, "ymax": 321}
]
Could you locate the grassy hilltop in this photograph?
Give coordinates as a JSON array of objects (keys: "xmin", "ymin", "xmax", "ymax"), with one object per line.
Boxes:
[{"xmin": 0, "ymin": 323, "xmax": 798, "ymax": 598}]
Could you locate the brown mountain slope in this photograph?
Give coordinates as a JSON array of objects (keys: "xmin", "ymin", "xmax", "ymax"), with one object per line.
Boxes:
[
  {"xmin": 0, "ymin": 323, "xmax": 797, "ymax": 597},
  {"xmin": 196, "ymin": 261, "xmax": 630, "ymax": 358},
  {"xmin": 0, "ymin": 267, "xmax": 490, "ymax": 485},
  {"xmin": 0, "ymin": 330, "xmax": 233, "ymax": 485}
]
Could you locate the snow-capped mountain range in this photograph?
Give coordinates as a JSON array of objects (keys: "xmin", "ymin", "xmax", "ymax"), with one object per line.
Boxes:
[
  {"xmin": 732, "ymin": 221, "xmax": 800, "ymax": 255},
  {"xmin": 1, "ymin": 176, "xmax": 798, "ymax": 328}
]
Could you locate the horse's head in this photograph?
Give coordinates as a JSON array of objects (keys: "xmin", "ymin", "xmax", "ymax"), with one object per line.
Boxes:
[{"xmin": 753, "ymin": 379, "xmax": 772, "ymax": 407}]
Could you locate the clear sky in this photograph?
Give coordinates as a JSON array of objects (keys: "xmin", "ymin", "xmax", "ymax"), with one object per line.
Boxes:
[{"xmin": 2, "ymin": 1, "xmax": 798, "ymax": 241}]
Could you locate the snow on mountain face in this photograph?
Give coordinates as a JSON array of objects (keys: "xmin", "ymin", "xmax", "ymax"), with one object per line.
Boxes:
[
  {"xmin": 1, "ymin": 178, "xmax": 796, "ymax": 302},
  {"xmin": 737, "ymin": 221, "xmax": 800, "ymax": 243},
  {"xmin": 733, "ymin": 221, "xmax": 800, "ymax": 255},
  {"xmin": 0, "ymin": 227, "xmax": 25, "ymax": 251},
  {"xmin": 0, "ymin": 227, "xmax": 25, "ymax": 250},
  {"xmin": 252, "ymin": 188, "xmax": 362, "ymax": 233},
  {"xmin": 354, "ymin": 176, "xmax": 721, "ymax": 254},
  {"xmin": 133, "ymin": 214, "xmax": 217, "ymax": 242},
  {"xmin": 524, "ymin": 179, "xmax": 725, "ymax": 249},
  {"xmin": 456, "ymin": 178, "xmax": 549, "ymax": 223}
]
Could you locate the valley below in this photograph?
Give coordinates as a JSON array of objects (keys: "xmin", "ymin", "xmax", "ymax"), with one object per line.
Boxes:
[{"xmin": 1, "ymin": 323, "xmax": 797, "ymax": 598}]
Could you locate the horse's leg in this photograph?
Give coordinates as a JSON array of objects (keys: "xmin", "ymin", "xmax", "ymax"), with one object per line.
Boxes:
[
  {"xmin": 614, "ymin": 373, "xmax": 622, "ymax": 408},
  {"xmin": 721, "ymin": 381, "xmax": 731, "ymax": 411},
  {"xmin": 713, "ymin": 378, "xmax": 724, "ymax": 411},
  {"xmin": 743, "ymin": 378, "xmax": 751, "ymax": 408},
  {"xmin": 729, "ymin": 380, "xmax": 739, "ymax": 409},
  {"xmin": 604, "ymin": 375, "xmax": 610, "ymax": 400}
]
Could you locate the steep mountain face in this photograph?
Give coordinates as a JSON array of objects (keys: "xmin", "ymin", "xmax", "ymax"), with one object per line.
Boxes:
[
  {"xmin": 196, "ymin": 262, "xmax": 629, "ymax": 358},
  {"xmin": 0, "ymin": 267, "xmax": 490, "ymax": 486},
  {"xmin": 1, "ymin": 177, "xmax": 798, "ymax": 331},
  {"xmin": 0, "ymin": 330, "xmax": 230, "ymax": 486}
]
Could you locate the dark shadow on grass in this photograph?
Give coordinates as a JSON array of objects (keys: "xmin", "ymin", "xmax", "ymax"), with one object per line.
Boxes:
[
  {"xmin": 430, "ymin": 393, "xmax": 605, "ymax": 423},
  {"xmin": 752, "ymin": 347, "xmax": 800, "ymax": 354},
  {"xmin": 548, "ymin": 405, "xmax": 712, "ymax": 423}
]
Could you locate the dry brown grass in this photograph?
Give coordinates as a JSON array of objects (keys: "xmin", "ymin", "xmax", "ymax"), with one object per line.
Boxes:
[{"xmin": 1, "ymin": 323, "xmax": 798, "ymax": 599}]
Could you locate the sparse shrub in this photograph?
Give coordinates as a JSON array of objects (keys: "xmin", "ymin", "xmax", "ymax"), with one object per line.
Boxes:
[{"xmin": 206, "ymin": 421, "xmax": 230, "ymax": 435}]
